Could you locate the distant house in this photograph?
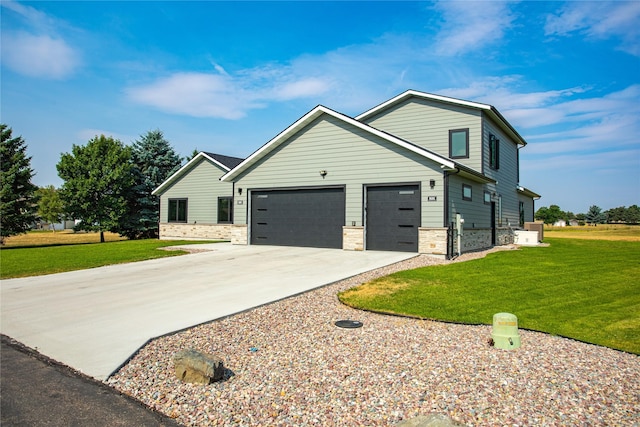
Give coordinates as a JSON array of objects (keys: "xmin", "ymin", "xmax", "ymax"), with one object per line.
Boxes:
[
  {"xmin": 152, "ymin": 152, "xmax": 244, "ymax": 240},
  {"xmin": 154, "ymin": 90, "xmax": 540, "ymax": 255},
  {"xmin": 554, "ymin": 220, "xmax": 567, "ymax": 227}
]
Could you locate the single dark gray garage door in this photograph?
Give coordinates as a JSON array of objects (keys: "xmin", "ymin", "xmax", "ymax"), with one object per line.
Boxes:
[
  {"xmin": 366, "ymin": 184, "xmax": 420, "ymax": 252},
  {"xmin": 251, "ymin": 187, "xmax": 345, "ymax": 248}
]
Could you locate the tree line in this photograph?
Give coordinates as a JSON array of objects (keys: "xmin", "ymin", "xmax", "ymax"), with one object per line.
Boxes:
[
  {"xmin": 1, "ymin": 123, "xmax": 184, "ymax": 244},
  {"xmin": 535, "ymin": 204, "xmax": 640, "ymax": 225}
]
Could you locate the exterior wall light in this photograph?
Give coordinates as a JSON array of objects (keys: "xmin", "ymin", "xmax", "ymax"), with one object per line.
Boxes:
[
  {"xmin": 319, "ymin": 170, "xmax": 327, "ymax": 179},
  {"xmin": 430, "ymin": 179, "xmax": 436, "ymax": 189},
  {"xmin": 238, "ymin": 187, "xmax": 243, "ymax": 195}
]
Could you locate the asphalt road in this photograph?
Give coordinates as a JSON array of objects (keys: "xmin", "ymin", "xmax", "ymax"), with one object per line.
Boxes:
[{"xmin": 1, "ymin": 335, "xmax": 181, "ymax": 427}]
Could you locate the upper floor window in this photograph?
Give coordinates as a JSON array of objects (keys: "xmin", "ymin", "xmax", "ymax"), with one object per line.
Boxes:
[
  {"xmin": 462, "ymin": 184, "xmax": 472, "ymax": 201},
  {"xmin": 449, "ymin": 128, "xmax": 469, "ymax": 159},
  {"xmin": 217, "ymin": 197, "xmax": 233, "ymax": 224},
  {"xmin": 168, "ymin": 198, "xmax": 187, "ymax": 223},
  {"xmin": 489, "ymin": 134, "xmax": 500, "ymax": 170}
]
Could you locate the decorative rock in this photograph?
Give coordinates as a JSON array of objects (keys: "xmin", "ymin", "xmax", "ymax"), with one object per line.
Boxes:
[
  {"xmin": 396, "ymin": 414, "xmax": 465, "ymax": 427},
  {"xmin": 173, "ymin": 349, "xmax": 224, "ymax": 384}
]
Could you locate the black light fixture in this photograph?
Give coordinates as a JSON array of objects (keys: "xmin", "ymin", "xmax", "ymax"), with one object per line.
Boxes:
[
  {"xmin": 238, "ymin": 187, "xmax": 243, "ymax": 195},
  {"xmin": 430, "ymin": 179, "xmax": 436, "ymax": 189},
  {"xmin": 319, "ymin": 170, "xmax": 327, "ymax": 179}
]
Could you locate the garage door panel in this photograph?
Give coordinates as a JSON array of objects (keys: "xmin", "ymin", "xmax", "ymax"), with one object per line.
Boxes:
[
  {"xmin": 366, "ymin": 185, "xmax": 420, "ymax": 252},
  {"xmin": 251, "ymin": 188, "xmax": 345, "ymax": 248}
]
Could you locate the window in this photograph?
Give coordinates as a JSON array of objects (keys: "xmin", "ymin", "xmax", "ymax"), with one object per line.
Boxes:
[
  {"xmin": 519, "ymin": 201, "xmax": 525, "ymax": 227},
  {"xmin": 449, "ymin": 128, "xmax": 469, "ymax": 158},
  {"xmin": 489, "ymin": 134, "xmax": 500, "ymax": 170},
  {"xmin": 168, "ymin": 198, "xmax": 187, "ymax": 223},
  {"xmin": 462, "ymin": 184, "xmax": 472, "ymax": 201},
  {"xmin": 217, "ymin": 197, "xmax": 233, "ymax": 223},
  {"xmin": 484, "ymin": 191, "xmax": 491, "ymax": 205}
]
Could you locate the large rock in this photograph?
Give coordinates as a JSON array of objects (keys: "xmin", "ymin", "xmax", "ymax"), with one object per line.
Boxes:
[
  {"xmin": 396, "ymin": 414, "xmax": 465, "ymax": 427},
  {"xmin": 173, "ymin": 349, "xmax": 224, "ymax": 384}
]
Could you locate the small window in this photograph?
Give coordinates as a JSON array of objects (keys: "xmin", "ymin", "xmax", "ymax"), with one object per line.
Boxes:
[
  {"xmin": 489, "ymin": 134, "xmax": 500, "ymax": 170},
  {"xmin": 168, "ymin": 198, "xmax": 187, "ymax": 223},
  {"xmin": 449, "ymin": 128, "xmax": 469, "ymax": 158},
  {"xmin": 519, "ymin": 201, "xmax": 525, "ymax": 227},
  {"xmin": 217, "ymin": 197, "xmax": 233, "ymax": 223},
  {"xmin": 462, "ymin": 184, "xmax": 472, "ymax": 201},
  {"xmin": 484, "ymin": 191, "xmax": 491, "ymax": 205}
]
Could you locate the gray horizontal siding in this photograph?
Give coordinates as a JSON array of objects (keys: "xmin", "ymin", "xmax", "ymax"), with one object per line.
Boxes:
[
  {"xmin": 233, "ymin": 114, "xmax": 446, "ymax": 228},
  {"xmin": 448, "ymin": 174, "xmax": 490, "ymax": 229},
  {"xmin": 482, "ymin": 114, "xmax": 523, "ymax": 228},
  {"xmin": 159, "ymin": 158, "xmax": 233, "ymax": 224},
  {"xmin": 363, "ymin": 98, "xmax": 483, "ymax": 170}
]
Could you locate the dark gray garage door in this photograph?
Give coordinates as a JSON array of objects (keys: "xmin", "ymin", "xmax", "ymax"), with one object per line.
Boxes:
[
  {"xmin": 251, "ymin": 188, "xmax": 345, "ymax": 248},
  {"xmin": 366, "ymin": 184, "xmax": 420, "ymax": 252}
]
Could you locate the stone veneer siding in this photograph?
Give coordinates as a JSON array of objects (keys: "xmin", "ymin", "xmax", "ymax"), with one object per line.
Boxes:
[
  {"xmin": 418, "ymin": 228, "xmax": 448, "ymax": 255},
  {"xmin": 342, "ymin": 226, "xmax": 364, "ymax": 251},
  {"xmin": 160, "ymin": 223, "xmax": 232, "ymax": 240},
  {"xmin": 231, "ymin": 224, "xmax": 248, "ymax": 245}
]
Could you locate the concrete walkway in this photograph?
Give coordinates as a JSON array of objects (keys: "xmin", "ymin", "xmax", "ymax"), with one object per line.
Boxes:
[{"xmin": 1, "ymin": 244, "xmax": 415, "ymax": 380}]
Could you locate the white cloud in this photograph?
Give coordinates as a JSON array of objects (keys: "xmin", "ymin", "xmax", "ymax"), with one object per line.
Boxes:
[
  {"xmin": 545, "ymin": 1, "xmax": 640, "ymax": 56},
  {"xmin": 1, "ymin": 1, "xmax": 82, "ymax": 79},
  {"xmin": 431, "ymin": 1, "xmax": 517, "ymax": 56},
  {"xmin": 126, "ymin": 67, "xmax": 333, "ymax": 119},
  {"xmin": 2, "ymin": 31, "xmax": 80, "ymax": 79}
]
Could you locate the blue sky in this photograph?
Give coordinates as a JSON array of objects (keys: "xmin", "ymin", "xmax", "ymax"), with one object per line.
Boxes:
[{"xmin": 1, "ymin": 1, "xmax": 639, "ymax": 214}]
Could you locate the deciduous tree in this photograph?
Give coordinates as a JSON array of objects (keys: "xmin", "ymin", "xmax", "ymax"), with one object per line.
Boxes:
[
  {"xmin": 0, "ymin": 124, "xmax": 39, "ymax": 244},
  {"xmin": 36, "ymin": 185, "xmax": 64, "ymax": 231},
  {"xmin": 535, "ymin": 204, "xmax": 565, "ymax": 225},
  {"xmin": 57, "ymin": 135, "xmax": 133, "ymax": 242}
]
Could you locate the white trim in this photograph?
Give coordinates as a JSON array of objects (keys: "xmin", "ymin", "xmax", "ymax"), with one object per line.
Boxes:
[
  {"xmin": 152, "ymin": 152, "xmax": 230, "ymax": 195},
  {"xmin": 356, "ymin": 90, "xmax": 490, "ymax": 121},
  {"xmin": 221, "ymin": 105, "xmax": 455, "ymax": 182},
  {"xmin": 356, "ymin": 89, "xmax": 527, "ymax": 146}
]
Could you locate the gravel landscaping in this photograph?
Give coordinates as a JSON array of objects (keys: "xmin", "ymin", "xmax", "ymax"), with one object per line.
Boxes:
[{"xmin": 107, "ymin": 247, "xmax": 640, "ymax": 426}]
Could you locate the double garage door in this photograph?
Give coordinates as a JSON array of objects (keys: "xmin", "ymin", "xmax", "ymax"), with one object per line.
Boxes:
[
  {"xmin": 251, "ymin": 188, "xmax": 345, "ymax": 249},
  {"xmin": 250, "ymin": 185, "xmax": 420, "ymax": 252}
]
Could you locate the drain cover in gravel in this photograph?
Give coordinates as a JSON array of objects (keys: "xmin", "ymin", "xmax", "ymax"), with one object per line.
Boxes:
[{"xmin": 335, "ymin": 320, "xmax": 363, "ymax": 328}]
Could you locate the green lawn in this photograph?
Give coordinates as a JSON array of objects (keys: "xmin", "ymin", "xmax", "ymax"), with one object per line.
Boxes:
[
  {"xmin": 339, "ymin": 238, "xmax": 640, "ymax": 354},
  {"xmin": 0, "ymin": 239, "xmax": 219, "ymax": 279}
]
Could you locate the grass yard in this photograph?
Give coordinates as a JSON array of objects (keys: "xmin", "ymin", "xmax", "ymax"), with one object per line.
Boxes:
[
  {"xmin": 0, "ymin": 233, "xmax": 220, "ymax": 279},
  {"xmin": 2, "ymin": 230, "xmax": 128, "ymax": 247},
  {"xmin": 339, "ymin": 238, "xmax": 640, "ymax": 354},
  {"xmin": 544, "ymin": 224, "xmax": 640, "ymax": 241}
]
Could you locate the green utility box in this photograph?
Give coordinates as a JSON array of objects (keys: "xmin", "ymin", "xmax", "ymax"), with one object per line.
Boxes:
[{"xmin": 491, "ymin": 312, "xmax": 521, "ymax": 350}]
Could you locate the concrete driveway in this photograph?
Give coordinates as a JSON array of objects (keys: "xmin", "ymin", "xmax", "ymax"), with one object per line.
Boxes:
[{"xmin": 1, "ymin": 244, "xmax": 415, "ymax": 380}]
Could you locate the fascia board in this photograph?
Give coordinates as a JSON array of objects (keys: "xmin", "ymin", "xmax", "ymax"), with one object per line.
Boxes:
[
  {"xmin": 357, "ymin": 90, "xmax": 527, "ymax": 147},
  {"xmin": 220, "ymin": 106, "xmax": 328, "ymax": 182},
  {"xmin": 152, "ymin": 152, "xmax": 230, "ymax": 195},
  {"xmin": 221, "ymin": 105, "xmax": 455, "ymax": 182},
  {"xmin": 356, "ymin": 90, "xmax": 491, "ymax": 121}
]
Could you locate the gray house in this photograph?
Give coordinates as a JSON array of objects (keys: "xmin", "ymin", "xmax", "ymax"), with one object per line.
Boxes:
[
  {"xmin": 152, "ymin": 151, "xmax": 243, "ymax": 240},
  {"xmin": 155, "ymin": 90, "xmax": 540, "ymax": 255}
]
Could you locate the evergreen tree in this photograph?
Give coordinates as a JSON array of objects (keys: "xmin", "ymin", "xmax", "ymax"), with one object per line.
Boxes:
[
  {"xmin": 120, "ymin": 130, "xmax": 183, "ymax": 239},
  {"xmin": 584, "ymin": 205, "xmax": 606, "ymax": 225},
  {"xmin": 36, "ymin": 185, "xmax": 64, "ymax": 231},
  {"xmin": 0, "ymin": 124, "xmax": 39, "ymax": 244},
  {"xmin": 57, "ymin": 135, "xmax": 134, "ymax": 242}
]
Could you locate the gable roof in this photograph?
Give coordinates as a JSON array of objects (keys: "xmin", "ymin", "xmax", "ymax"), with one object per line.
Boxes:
[
  {"xmin": 152, "ymin": 151, "xmax": 244, "ymax": 195},
  {"xmin": 220, "ymin": 105, "xmax": 475, "ymax": 182},
  {"xmin": 202, "ymin": 152, "xmax": 244, "ymax": 169},
  {"xmin": 356, "ymin": 90, "xmax": 528, "ymax": 146}
]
